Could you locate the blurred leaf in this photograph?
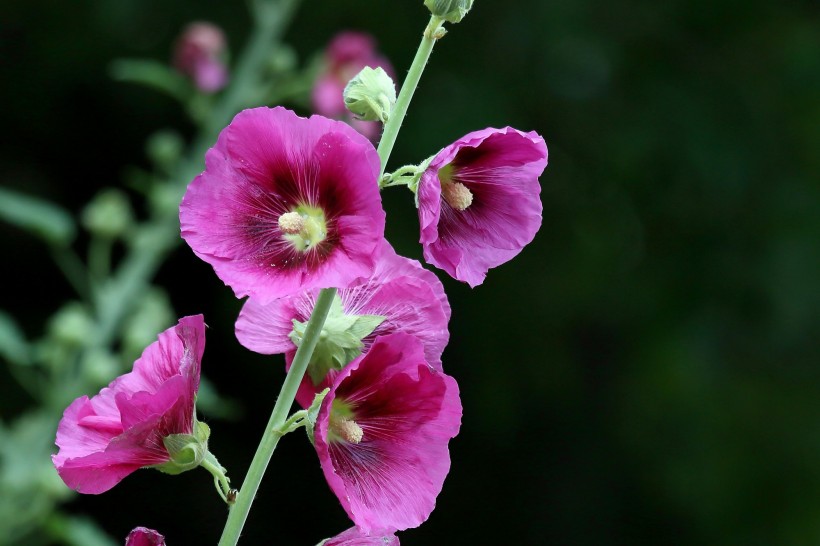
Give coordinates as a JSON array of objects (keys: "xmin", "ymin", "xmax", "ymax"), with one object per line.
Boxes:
[
  {"xmin": 0, "ymin": 310, "xmax": 31, "ymax": 366},
  {"xmin": 44, "ymin": 514, "xmax": 118, "ymax": 546},
  {"xmin": 109, "ymin": 58, "xmax": 192, "ymax": 103},
  {"xmin": 0, "ymin": 187, "xmax": 76, "ymax": 246}
]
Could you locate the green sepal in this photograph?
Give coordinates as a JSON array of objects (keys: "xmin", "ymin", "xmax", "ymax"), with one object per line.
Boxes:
[
  {"xmin": 305, "ymin": 388, "xmax": 330, "ymax": 447},
  {"xmin": 424, "ymin": 0, "xmax": 474, "ymax": 23},
  {"xmin": 289, "ymin": 295, "xmax": 386, "ymax": 385},
  {"xmin": 155, "ymin": 431, "xmax": 207, "ymax": 475}
]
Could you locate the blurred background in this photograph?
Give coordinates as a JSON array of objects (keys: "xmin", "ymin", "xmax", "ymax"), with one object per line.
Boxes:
[{"xmin": 2, "ymin": 0, "xmax": 819, "ymax": 544}]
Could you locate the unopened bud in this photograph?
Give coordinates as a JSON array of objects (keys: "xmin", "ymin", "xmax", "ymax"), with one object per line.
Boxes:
[
  {"xmin": 424, "ymin": 0, "xmax": 474, "ymax": 23},
  {"xmin": 81, "ymin": 189, "xmax": 134, "ymax": 239},
  {"xmin": 343, "ymin": 67, "xmax": 396, "ymax": 123}
]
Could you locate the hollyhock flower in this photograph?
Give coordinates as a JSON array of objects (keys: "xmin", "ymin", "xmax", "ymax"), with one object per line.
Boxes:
[
  {"xmin": 314, "ymin": 333, "xmax": 462, "ymax": 533},
  {"xmin": 126, "ymin": 527, "xmax": 166, "ymax": 546},
  {"xmin": 318, "ymin": 527, "xmax": 399, "ymax": 546},
  {"xmin": 180, "ymin": 107, "xmax": 385, "ymax": 303},
  {"xmin": 235, "ymin": 241, "xmax": 450, "ymax": 407},
  {"xmin": 417, "ymin": 127, "xmax": 548, "ymax": 287},
  {"xmin": 173, "ymin": 22, "xmax": 229, "ymax": 93},
  {"xmin": 53, "ymin": 316, "xmax": 206, "ymax": 494},
  {"xmin": 312, "ymin": 32, "xmax": 395, "ymax": 140}
]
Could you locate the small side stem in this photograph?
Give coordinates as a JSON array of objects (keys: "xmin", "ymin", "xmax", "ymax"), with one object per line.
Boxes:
[
  {"xmin": 218, "ymin": 287, "xmax": 337, "ymax": 546},
  {"xmin": 377, "ymin": 16, "xmax": 444, "ymax": 177}
]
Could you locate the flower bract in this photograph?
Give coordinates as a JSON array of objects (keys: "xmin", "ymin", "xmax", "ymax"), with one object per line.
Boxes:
[
  {"xmin": 52, "ymin": 315, "xmax": 205, "ymax": 494},
  {"xmin": 235, "ymin": 241, "xmax": 450, "ymax": 407},
  {"xmin": 180, "ymin": 107, "xmax": 385, "ymax": 303},
  {"xmin": 417, "ymin": 127, "xmax": 548, "ymax": 286},
  {"xmin": 313, "ymin": 333, "xmax": 462, "ymax": 533}
]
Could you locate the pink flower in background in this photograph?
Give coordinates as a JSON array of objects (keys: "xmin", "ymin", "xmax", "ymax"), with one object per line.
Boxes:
[
  {"xmin": 173, "ymin": 22, "xmax": 229, "ymax": 93},
  {"xmin": 235, "ymin": 241, "xmax": 450, "ymax": 407},
  {"xmin": 312, "ymin": 32, "xmax": 395, "ymax": 140},
  {"xmin": 52, "ymin": 316, "xmax": 205, "ymax": 494},
  {"xmin": 314, "ymin": 333, "xmax": 462, "ymax": 533},
  {"xmin": 321, "ymin": 527, "xmax": 399, "ymax": 546},
  {"xmin": 180, "ymin": 107, "xmax": 385, "ymax": 303},
  {"xmin": 417, "ymin": 127, "xmax": 548, "ymax": 287},
  {"xmin": 126, "ymin": 527, "xmax": 166, "ymax": 546}
]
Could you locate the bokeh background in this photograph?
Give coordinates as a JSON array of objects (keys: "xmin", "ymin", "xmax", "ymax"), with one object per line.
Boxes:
[{"xmin": 2, "ymin": 0, "xmax": 820, "ymax": 544}]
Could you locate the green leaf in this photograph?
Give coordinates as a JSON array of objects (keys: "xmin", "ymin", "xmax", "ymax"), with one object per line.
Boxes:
[
  {"xmin": 0, "ymin": 187, "xmax": 76, "ymax": 245},
  {"xmin": 109, "ymin": 58, "xmax": 192, "ymax": 103},
  {"xmin": 0, "ymin": 310, "xmax": 31, "ymax": 366}
]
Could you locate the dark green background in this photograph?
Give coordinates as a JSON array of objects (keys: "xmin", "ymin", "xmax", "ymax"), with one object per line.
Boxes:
[{"xmin": 2, "ymin": 0, "xmax": 819, "ymax": 544}]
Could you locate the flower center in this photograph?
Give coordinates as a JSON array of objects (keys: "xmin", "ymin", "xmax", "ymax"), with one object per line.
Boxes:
[
  {"xmin": 277, "ymin": 211, "xmax": 304, "ymax": 234},
  {"xmin": 278, "ymin": 204, "xmax": 327, "ymax": 252},
  {"xmin": 329, "ymin": 415, "xmax": 364, "ymax": 444},
  {"xmin": 438, "ymin": 164, "xmax": 473, "ymax": 211},
  {"xmin": 442, "ymin": 181, "xmax": 473, "ymax": 211}
]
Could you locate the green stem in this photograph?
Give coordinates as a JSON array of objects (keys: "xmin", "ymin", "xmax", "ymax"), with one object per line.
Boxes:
[
  {"xmin": 218, "ymin": 287, "xmax": 337, "ymax": 546},
  {"xmin": 376, "ymin": 15, "xmax": 444, "ymax": 177}
]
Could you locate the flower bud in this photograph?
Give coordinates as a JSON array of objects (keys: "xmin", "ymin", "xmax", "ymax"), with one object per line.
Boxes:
[
  {"xmin": 172, "ymin": 22, "xmax": 229, "ymax": 93},
  {"xmin": 424, "ymin": 0, "xmax": 474, "ymax": 23},
  {"xmin": 81, "ymin": 189, "xmax": 134, "ymax": 239},
  {"xmin": 343, "ymin": 67, "xmax": 396, "ymax": 123},
  {"xmin": 49, "ymin": 303, "xmax": 93, "ymax": 347}
]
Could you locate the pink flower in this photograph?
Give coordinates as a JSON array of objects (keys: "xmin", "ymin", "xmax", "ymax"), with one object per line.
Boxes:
[
  {"xmin": 417, "ymin": 127, "xmax": 548, "ymax": 287},
  {"xmin": 126, "ymin": 527, "xmax": 166, "ymax": 546},
  {"xmin": 314, "ymin": 333, "xmax": 462, "ymax": 533},
  {"xmin": 321, "ymin": 527, "xmax": 399, "ymax": 546},
  {"xmin": 235, "ymin": 241, "xmax": 450, "ymax": 407},
  {"xmin": 52, "ymin": 316, "xmax": 205, "ymax": 494},
  {"xmin": 312, "ymin": 32, "xmax": 395, "ymax": 140},
  {"xmin": 180, "ymin": 107, "xmax": 385, "ymax": 303},
  {"xmin": 172, "ymin": 22, "xmax": 229, "ymax": 93}
]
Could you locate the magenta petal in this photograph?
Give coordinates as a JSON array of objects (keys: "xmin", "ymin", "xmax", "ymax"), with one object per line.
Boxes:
[
  {"xmin": 314, "ymin": 333, "xmax": 462, "ymax": 533},
  {"xmin": 322, "ymin": 526, "xmax": 399, "ymax": 546},
  {"xmin": 52, "ymin": 316, "xmax": 205, "ymax": 494},
  {"xmin": 180, "ymin": 107, "xmax": 385, "ymax": 303},
  {"xmin": 126, "ymin": 527, "xmax": 166, "ymax": 546},
  {"xmin": 418, "ymin": 127, "xmax": 548, "ymax": 287}
]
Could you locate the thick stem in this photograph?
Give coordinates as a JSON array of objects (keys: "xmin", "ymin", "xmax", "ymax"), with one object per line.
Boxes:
[
  {"xmin": 218, "ymin": 287, "xmax": 337, "ymax": 546},
  {"xmin": 376, "ymin": 16, "xmax": 444, "ymax": 177}
]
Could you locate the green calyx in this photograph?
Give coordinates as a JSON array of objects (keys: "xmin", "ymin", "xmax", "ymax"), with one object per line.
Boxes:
[
  {"xmin": 424, "ymin": 0, "xmax": 474, "ymax": 23},
  {"xmin": 343, "ymin": 66, "xmax": 397, "ymax": 123},
  {"xmin": 152, "ymin": 420, "xmax": 236, "ymax": 504},
  {"xmin": 289, "ymin": 295, "xmax": 385, "ymax": 385},
  {"xmin": 155, "ymin": 420, "xmax": 211, "ymax": 475},
  {"xmin": 279, "ymin": 203, "xmax": 327, "ymax": 252}
]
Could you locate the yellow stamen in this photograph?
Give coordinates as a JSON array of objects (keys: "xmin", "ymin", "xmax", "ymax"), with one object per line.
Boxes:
[
  {"xmin": 442, "ymin": 181, "xmax": 473, "ymax": 211},
  {"xmin": 278, "ymin": 211, "xmax": 305, "ymax": 234}
]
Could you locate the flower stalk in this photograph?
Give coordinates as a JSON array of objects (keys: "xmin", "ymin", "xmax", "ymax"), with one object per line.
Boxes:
[
  {"xmin": 218, "ymin": 287, "xmax": 337, "ymax": 546},
  {"xmin": 376, "ymin": 16, "xmax": 445, "ymax": 177}
]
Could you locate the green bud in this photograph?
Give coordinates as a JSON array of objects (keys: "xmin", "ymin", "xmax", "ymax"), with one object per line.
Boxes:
[
  {"xmin": 424, "ymin": 0, "xmax": 474, "ymax": 23},
  {"xmin": 146, "ymin": 130, "xmax": 184, "ymax": 174},
  {"xmin": 81, "ymin": 348, "xmax": 120, "ymax": 386},
  {"xmin": 343, "ymin": 67, "xmax": 396, "ymax": 123},
  {"xmin": 121, "ymin": 288, "xmax": 174, "ymax": 360},
  {"xmin": 81, "ymin": 189, "xmax": 134, "ymax": 239},
  {"xmin": 49, "ymin": 303, "xmax": 94, "ymax": 347}
]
